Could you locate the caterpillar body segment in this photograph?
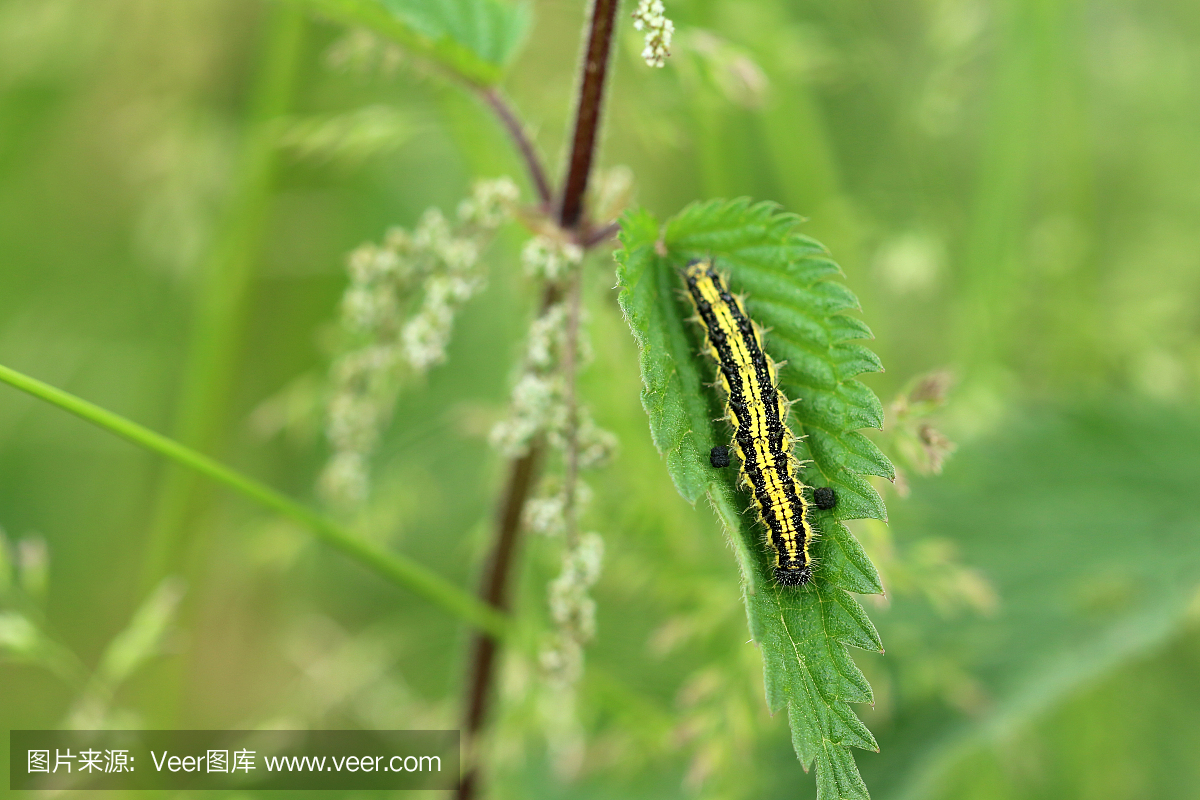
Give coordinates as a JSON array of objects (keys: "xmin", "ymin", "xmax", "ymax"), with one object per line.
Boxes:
[{"xmin": 682, "ymin": 258, "xmax": 816, "ymax": 587}]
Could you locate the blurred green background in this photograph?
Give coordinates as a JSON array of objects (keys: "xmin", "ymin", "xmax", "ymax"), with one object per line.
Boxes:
[{"xmin": 2, "ymin": 0, "xmax": 1200, "ymax": 798}]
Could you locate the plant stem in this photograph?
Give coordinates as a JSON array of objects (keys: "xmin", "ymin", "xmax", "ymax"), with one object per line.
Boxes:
[
  {"xmin": 458, "ymin": 443, "xmax": 543, "ymax": 800},
  {"xmin": 559, "ymin": 0, "xmax": 621, "ymax": 228},
  {"xmin": 561, "ymin": 269, "xmax": 584, "ymax": 546},
  {"xmin": 140, "ymin": 4, "xmax": 305, "ymax": 590},
  {"xmin": 458, "ymin": 2, "xmax": 622, "ymax": 794},
  {"xmin": 481, "ymin": 88, "xmax": 553, "ymax": 207},
  {"xmin": 583, "ymin": 219, "xmax": 621, "ymax": 248},
  {"xmin": 457, "ymin": 282, "xmax": 561, "ymax": 800},
  {"xmin": 0, "ymin": 362, "xmax": 508, "ymax": 639}
]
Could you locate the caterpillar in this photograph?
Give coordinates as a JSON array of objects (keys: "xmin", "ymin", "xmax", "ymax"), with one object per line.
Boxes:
[{"xmin": 683, "ymin": 258, "xmax": 816, "ymax": 587}]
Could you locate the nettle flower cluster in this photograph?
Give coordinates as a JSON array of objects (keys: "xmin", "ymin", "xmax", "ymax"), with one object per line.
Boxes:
[
  {"xmin": 632, "ymin": 0, "xmax": 674, "ymax": 68},
  {"xmin": 490, "ymin": 235, "xmax": 617, "ymax": 687},
  {"xmin": 540, "ymin": 530, "xmax": 604, "ymax": 686},
  {"xmin": 320, "ymin": 178, "xmax": 518, "ymax": 506},
  {"xmin": 322, "ymin": 191, "xmax": 617, "ymax": 692},
  {"xmin": 489, "ymin": 237, "xmax": 615, "ymax": 465}
]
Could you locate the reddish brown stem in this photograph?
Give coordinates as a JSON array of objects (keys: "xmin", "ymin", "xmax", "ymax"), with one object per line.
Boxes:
[
  {"xmin": 458, "ymin": 286, "xmax": 559, "ymax": 800},
  {"xmin": 458, "ymin": 443, "xmax": 542, "ymax": 800},
  {"xmin": 558, "ymin": 0, "xmax": 621, "ymax": 228},
  {"xmin": 583, "ymin": 219, "xmax": 621, "ymax": 247},
  {"xmin": 481, "ymin": 88, "xmax": 553, "ymax": 207},
  {"xmin": 459, "ymin": 2, "xmax": 622, "ymax": 796}
]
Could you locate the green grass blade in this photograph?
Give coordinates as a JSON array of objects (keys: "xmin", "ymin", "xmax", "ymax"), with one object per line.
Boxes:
[{"xmin": 0, "ymin": 362, "xmax": 508, "ymax": 639}]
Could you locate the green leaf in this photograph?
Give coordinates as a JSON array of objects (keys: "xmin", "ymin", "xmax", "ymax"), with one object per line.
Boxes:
[
  {"xmin": 290, "ymin": 0, "xmax": 530, "ymax": 85},
  {"xmin": 863, "ymin": 402, "xmax": 1200, "ymax": 800},
  {"xmin": 616, "ymin": 199, "xmax": 891, "ymax": 799}
]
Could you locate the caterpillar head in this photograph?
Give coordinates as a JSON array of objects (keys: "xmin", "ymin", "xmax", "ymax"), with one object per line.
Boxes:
[{"xmin": 775, "ymin": 564, "xmax": 812, "ymax": 587}]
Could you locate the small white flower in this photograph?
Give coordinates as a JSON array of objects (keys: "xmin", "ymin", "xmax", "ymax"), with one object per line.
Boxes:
[
  {"xmin": 549, "ymin": 573, "xmax": 592, "ymax": 634},
  {"xmin": 572, "ymin": 532, "xmax": 605, "ymax": 587},
  {"xmin": 632, "ymin": 0, "xmax": 674, "ymax": 68},
  {"xmin": 458, "ymin": 177, "xmax": 519, "ymax": 228},
  {"xmin": 526, "ymin": 304, "xmax": 567, "ymax": 369},
  {"xmin": 525, "ymin": 494, "xmax": 567, "ymax": 537},
  {"xmin": 546, "ymin": 531, "xmax": 604, "ymax": 643},
  {"xmin": 514, "ymin": 372, "xmax": 557, "ymax": 416},
  {"xmin": 487, "ymin": 419, "xmax": 525, "ymax": 458},
  {"xmin": 413, "ymin": 207, "xmax": 451, "ymax": 252},
  {"xmin": 521, "ymin": 236, "xmax": 583, "ymax": 281},
  {"xmin": 332, "ymin": 345, "xmax": 396, "ymax": 387},
  {"xmin": 435, "ymin": 238, "xmax": 479, "ymax": 273},
  {"xmin": 347, "ymin": 243, "xmax": 400, "ymax": 284},
  {"xmin": 341, "ymin": 283, "xmax": 397, "ymax": 332},
  {"xmin": 539, "ymin": 636, "xmax": 582, "ymax": 686},
  {"xmin": 319, "ymin": 450, "xmax": 370, "ymax": 506},
  {"xmin": 401, "ymin": 306, "xmax": 451, "ymax": 370},
  {"xmin": 489, "ymin": 372, "xmax": 567, "ymax": 457},
  {"xmin": 401, "ymin": 273, "xmax": 486, "ymax": 372},
  {"xmin": 326, "ymin": 391, "xmax": 381, "ymax": 452},
  {"xmin": 383, "ymin": 225, "xmax": 413, "ymax": 254},
  {"xmin": 578, "ymin": 416, "xmax": 619, "ymax": 468}
]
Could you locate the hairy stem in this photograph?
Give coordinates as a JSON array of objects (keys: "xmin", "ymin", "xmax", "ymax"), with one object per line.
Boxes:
[
  {"xmin": 559, "ymin": 0, "xmax": 621, "ymax": 228},
  {"xmin": 561, "ymin": 269, "xmax": 584, "ymax": 546},
  {"xmin": 140, "ymin": 5, "xmax": 305, "ymax": 589},
  {"xmin": 481, "ymin": 88, "xmax": 553, "ymax": 207},
  {"xmin": 0, "ymin": 362, "xmax": 507, "ymax": 638}
]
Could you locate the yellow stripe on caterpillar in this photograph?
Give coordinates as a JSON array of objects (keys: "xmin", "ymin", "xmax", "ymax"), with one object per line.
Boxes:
[{"xmin": 683, "ymin": 258, "xmax": 816, "ymax": 586}]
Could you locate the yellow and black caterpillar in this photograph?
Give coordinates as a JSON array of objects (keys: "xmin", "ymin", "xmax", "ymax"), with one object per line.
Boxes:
[{"xmin": 683, "ymin": 258, "xmax": 815, "ymax": 586}]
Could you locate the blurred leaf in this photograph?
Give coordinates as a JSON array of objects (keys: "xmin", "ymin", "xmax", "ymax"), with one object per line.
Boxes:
[
  {"xmin": 616, "ymin": 199, "xmax": 891, "ymax": 800},
  {"xmin": 67, "ymin": 578, "xmax": 186, "ymax": 728},
  {"xmin": 676, "ymin": 29, "xmax": 770, "ymax": 110},
  {"xmin": 0, "ymin": 610, "xmax": 86, "ymax": 687},
  {"xmin": 929, "ymin": 622, "xmax": 1200, "ymax": 799},
  {"xmin": 279, "ymin": 104, "xmax": 415, "ymax": 165},
  {"xmin": 16, "ymin": 537, "xmax": 48, "ymax": 605},
  {"xmin": 94, "ymin": 577, "xmax": 185, "ymax": 688},
  {"xmin": 290, "ymin": 0, "xmax": 530, "ymax": 85},
  {"xmin": 863, "ymin": 404, "xmax": 1200, "ymax": 800},
  {"xmin": 0, "ymin": 611, "xmax": 40, "ymax": 656}
]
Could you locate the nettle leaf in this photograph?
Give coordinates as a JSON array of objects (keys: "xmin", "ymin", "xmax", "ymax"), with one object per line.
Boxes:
[
  {"xmin": 293, "ymin": 0, "xmax": 530, "ymax": 85},
  {"xmin": 865, "ymin": 403, "xmax": 1200, "ymax": 800},
  {"xmin": 616, "ymin": 199, "xmax": 891, "ymax": 800}
]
